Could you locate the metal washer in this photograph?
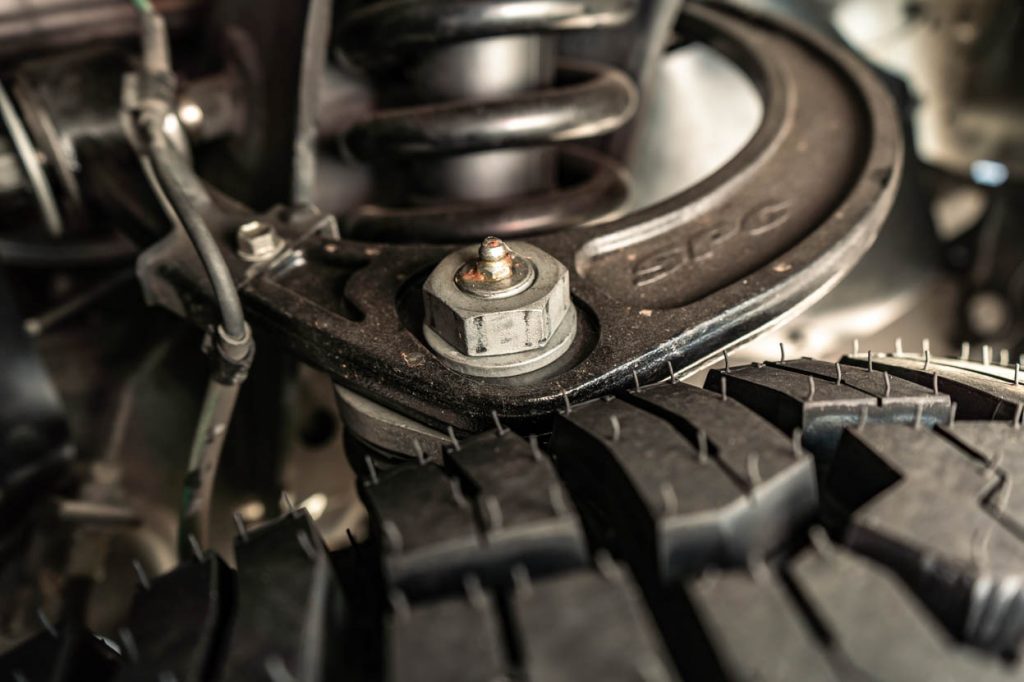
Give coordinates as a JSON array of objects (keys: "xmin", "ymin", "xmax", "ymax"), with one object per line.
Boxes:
[{"xmin": 424, "ymin": 305, "xmax": 577, "ymax": 378}]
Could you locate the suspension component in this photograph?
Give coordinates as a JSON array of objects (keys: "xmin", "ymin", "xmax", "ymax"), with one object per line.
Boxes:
[
  {"xmin": 423, "ymin": 236, "xmax": 577, "ymax": 377},
  {"xmin": 338, "ymin": 0, "xmax": 641, "ymax": 242},
  {"xmin": 141, "ymin": 3, "xmax": 904, "ymax": 431}
]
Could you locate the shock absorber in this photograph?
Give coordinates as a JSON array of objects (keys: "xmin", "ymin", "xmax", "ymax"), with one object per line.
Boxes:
[{"xmin": 338, "ymin": 0, "xmax": 641, "ymax": 242}]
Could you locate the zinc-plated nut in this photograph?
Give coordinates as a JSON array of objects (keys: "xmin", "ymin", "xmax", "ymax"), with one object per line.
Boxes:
[
  {"xmin": 423, "ymin": 241, "xmax": 572, "ymax": 358},
  {"xmin": 236, "ymin": 220, "xmax": 285, "ymax": 262}
]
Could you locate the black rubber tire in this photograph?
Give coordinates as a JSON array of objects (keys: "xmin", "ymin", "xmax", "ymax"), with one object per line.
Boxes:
[{"xmin": 8, "ymin": 353, "xmax": 1024, "ymax": 682}]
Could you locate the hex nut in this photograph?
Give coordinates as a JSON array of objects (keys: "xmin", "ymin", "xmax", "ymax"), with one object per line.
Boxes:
[
  {"xmin": 236, "ymin": 220, "xmax": 285, "ymax": 262},
  {"xmin": 422, "ymin": 306, "xmax": 577, "ymax": 378},
  {"xmin": 423, "ymin": 241, "xmax": 572, "ymax": 358}
]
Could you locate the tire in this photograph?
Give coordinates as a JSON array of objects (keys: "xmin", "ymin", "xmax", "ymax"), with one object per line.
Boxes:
[{"xmin": 7, "ymin": 353, "xmax": 1024, "ymax": 681}]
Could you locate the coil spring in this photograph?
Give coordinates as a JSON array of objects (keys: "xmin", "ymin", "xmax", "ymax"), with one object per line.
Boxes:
[{"xmin": 339, "ymin": 0, "xmax": 640, "ymax": 242}]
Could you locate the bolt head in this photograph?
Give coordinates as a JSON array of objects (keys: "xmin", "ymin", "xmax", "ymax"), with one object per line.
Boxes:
[
  {"xmin": 236, "ymin": 220, "xmax": 284, "ymax": 262},
  {"xmin": 423, "ymin": 241, "xmax": 572, "ymax": 357},
  {"xmin": 455, "ymin": 237, "xmax": 535, "ymax": 298},
  {"xmin": 478, "ymin": 236, "xmax": 508, "ymax": 262}
]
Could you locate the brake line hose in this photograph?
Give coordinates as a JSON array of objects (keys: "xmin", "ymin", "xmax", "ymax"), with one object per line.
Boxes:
[
  {"xmin": 131, "ymin": 0, "xmax": 254, "ymax": 555},
  {"xmin": 145, "ymin": 130, "xmax": 248, "ymax": 341}
]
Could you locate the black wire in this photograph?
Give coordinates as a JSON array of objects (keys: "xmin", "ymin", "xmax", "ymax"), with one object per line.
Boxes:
[
  {"xmin": 147, "ymin": 126, "xmax": 247, "ymax": 341},
  {"xmin": 132, "ymin": 0, "xmax": 252, "ymax": 561},
  {"xmin": 132, "ymin": 6, "xmax": 246, "ymax": 342}
]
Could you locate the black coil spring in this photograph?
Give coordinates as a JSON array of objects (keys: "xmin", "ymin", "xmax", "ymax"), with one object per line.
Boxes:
[{"xmin": 338, "ymin": 0, "xmax": 640, "ymax": 242}]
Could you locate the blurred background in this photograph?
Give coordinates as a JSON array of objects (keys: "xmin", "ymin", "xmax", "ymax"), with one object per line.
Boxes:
[{"xmin": 703, "ymin": 0, "xmax": 1023, "ymax": 370}]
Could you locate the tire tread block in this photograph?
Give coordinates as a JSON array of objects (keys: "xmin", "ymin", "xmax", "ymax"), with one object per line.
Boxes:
[
  {"xmin": 366, "ymin": 433, "xmax": 591, "ymax": 599},
  {"xmin": 362, "ymin": 463, "xmax": 480, "ymax": 597},
  {"xmin": 940, "ymin": 422, "xmax": 1024, "ymax": 534},
  {"xmin": 513, "ymin": 566, "xmax": 679, "ymax": 682},
  {"xmin": 551, "ymin": 388, "xmax": 816, "ymax": 580},
  {"xmin": 705, "ymin": 364, "xmax": 873, "ymax": 457},
  {"xmin": 556, "ymin": 398, "xmax": 741, "ymax": 516},
  {"xmin": 848, "ymin": 477, "xmax": 1024, "ymax": 644},
  {"xmin": 831, "ymin": 425, "xmax": 1024, "ymax": 653},
  {"xmin": 687, "ymin": 567, "xmax": 839, "ymax": 681},
  {"xmin": 626, "ymin": 382, "xmax": 796, "ymax": 486},
  {"xmin": 842, "ymin": 353, "xmax": 1024, "ymax": 421},
  {"xmin": 771, "ymin": 358, "xmax": 943, "ymax": 404},
  {"xmin": 388, "ymin": 591, "xmax": 507, "ymax": 682},
  {"xmin": 789, "ymin": 544, "xmax": 1017, "ymax": 681},
  {"xmin": 708, "ymin": 363, "xmax": 875, "ymax": 414},
  {"xmin": 115, "ymin": 555, "xmax": 228, "ymax": 682},
  {"xmin": 447, "ymin": 432, "xmax": 589, "ymax": 580},
  {"xmin": 828, "ymin": 424, "xmax": 996, "ymax": 510},
  {"xmin": 705, "ymin": 363, "xmax": 950, "ymax": 457},
  {"xmin": 625, "ymin": 383, "xmax": 819, "ymax": 571},
  {"xmin": 218, "ymin": 511, "xmax": 342, "ymax": 682},
  {"xmin": 551, "ymin": 397, "xmax": 738, "ymax": 579}
]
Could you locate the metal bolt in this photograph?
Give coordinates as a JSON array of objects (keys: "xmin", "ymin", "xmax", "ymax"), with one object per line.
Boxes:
[
  {"xmin": 455, "ymin": 236, "xmax": 535, "ymax": 299},
  {"xmin": 236, "ymin": 220, "xmax": 284, "ymax": 262},
  {"xmin": 422, "ymin": 240, "xmax": 575, "ymax": 377},
  {"xmin": 479, "ymin": 237, "xmax": 509, "ymax": 268}
]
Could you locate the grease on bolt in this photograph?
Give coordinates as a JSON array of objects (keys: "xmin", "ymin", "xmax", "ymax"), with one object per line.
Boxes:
[{"xmin": 455, "ymin": 236, "xmax": 535, "ymax": 299}]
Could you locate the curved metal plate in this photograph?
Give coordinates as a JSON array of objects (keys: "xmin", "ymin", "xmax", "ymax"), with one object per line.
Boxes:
[{"xmin": 146, "ymin": 3, "xmax": 903, "ymax": 432}]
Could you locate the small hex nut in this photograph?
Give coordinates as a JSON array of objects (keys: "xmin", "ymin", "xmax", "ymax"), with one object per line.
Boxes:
[
  {"xmin": 423, "ymin": 241, "xmax": 572, "ymax": 357},
  {"xmin": 236, "ymin": 220, "xmax": 284, "ymax": 262}
]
